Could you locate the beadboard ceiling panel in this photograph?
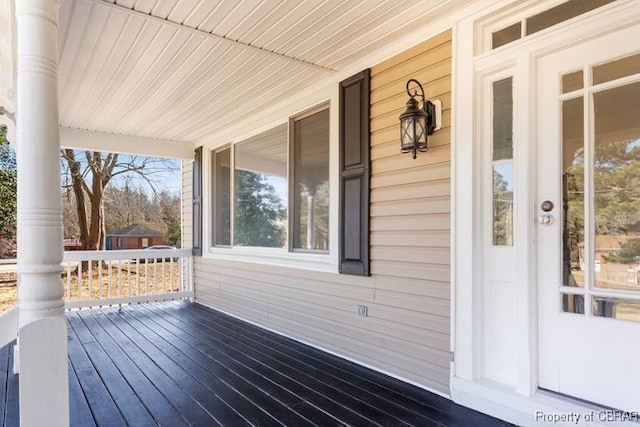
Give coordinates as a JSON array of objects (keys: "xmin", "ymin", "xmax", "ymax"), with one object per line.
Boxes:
[{"xmin": 56, "ymin": 0, "xmax": 461, "ymax": 146}]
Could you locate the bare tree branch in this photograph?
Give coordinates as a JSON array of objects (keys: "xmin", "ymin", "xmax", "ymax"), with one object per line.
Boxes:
[{"xmin": 60, "ymin": 149, "xmax": 180, "ymax": 251}]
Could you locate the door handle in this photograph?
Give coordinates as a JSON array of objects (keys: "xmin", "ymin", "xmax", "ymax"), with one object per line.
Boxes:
[{"xmin": 538, "ymin": 214, "xmax": 554, "ymax": 225}]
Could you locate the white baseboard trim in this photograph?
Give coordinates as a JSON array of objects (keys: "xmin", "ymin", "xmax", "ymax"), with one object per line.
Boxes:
[{"xmin": 451, "ymin": 376, "xmax": 639, "ymax": 427}]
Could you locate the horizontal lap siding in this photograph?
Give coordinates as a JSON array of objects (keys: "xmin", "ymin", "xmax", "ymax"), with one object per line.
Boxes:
[
  {"xmin": 192, "ymin": 30, "xmax": 453, "ymax": 395},
  {"xmin": 194, "ymin": 259, "xmax": 451, "ymax": 391},
  {"xmin": 369, "ymin": 28, "xmax": 452, "ymax": 394}
]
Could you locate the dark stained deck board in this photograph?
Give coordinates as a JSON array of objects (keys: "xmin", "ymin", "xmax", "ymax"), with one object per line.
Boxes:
[
  {"xmin": 68, "ymin": 359, "xmax": 97, "ymax": 427},
  {"xmin": 130, "ymin": 303, "xmax": 376, "ymax": 426},
  {"xmin": 68, "ymin": 312, "xmax": 161, "ymax": 427},
  {"xmin": 184, "ymin": 301, "xmax": 504, "ymax": 427},
  {"xmin": 67, "ymin": 312, "xmax": 184, "ymax": 426},
  {"xmin": 1, "ymin": 301, "xmax": 513, "ymax": 427},
  {"xmin": 70, "ymin": 311, "xmax": 193, "ymax": 427},
  {"xmin": 103, "ymin": 307, "xmax": 321, "ymax": 427},
  {"xmin": 73, "ymin": 310, "xmax": 215, "ymax": 427},
  {"xmin": 0, "ymin": 343, "xmax": 8, "ymax": 427},
  {"xmin": 66, "ymin": 314, "xmax": 129, "ymax": 426},
  {"xmin": 160, "ymin": 302, "xmax": 446, "ymax": 423},
  {"xmin": 85, "ymin": 309, "xmax": 256, "ymax": 426},
  {"xmin": 135, "ymin": 303, "xmax": 431, "ymax": 427},
  {"xmin": 130, "ymin": 303, "xmax": 391, "ymax": 427},
  {"xmin": 3, "ymin": 344, "xmax": 18, "ymax": 427}
]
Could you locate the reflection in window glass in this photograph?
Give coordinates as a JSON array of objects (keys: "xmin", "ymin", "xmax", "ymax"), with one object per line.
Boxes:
[
  {"xmin": 562, "ymin": 70, "xmax": 583, "ymax": 94},
  {"xmin": 492, "ymin": 22, "xmax": 521, "ymax": 49},
  {"xmin": 526, "ymin": 0, "xmax": 615, "ymax": 36},
  {"xmin": 293, "ymin": 110, "xmax": 330, "ymax": 251},
  {"xmin": 562, "ymin": 293, "xmax": 585, "ymax": 314},
  {"xmin": 213, "ymin": 148, "xmax": 231, "ymax": 246},
  {"xmin": 593, "ymin": 53, "xmax": 640, "ymax": 86},
  {"xmin": 562, "ymin": 97, "xmax": 585, "ymax": 287},
  {"xmin": 492, "ymin": 76, "xmax": 514, "ymax": 246},
  {"xmin": 493, "ymin": 77, "xmax": 513, "ymax": 161},
  {"xmin": 493, "ymin": 163, "xmax": 514, "ymax": 246},
  {"xmin": 593, "ymin": 297, "xmax": 640, "ymax": 322},
  {"xmin": 593, "ymin": 82, "xmax": 640, "ymax": 291},
  {"xmin": 234, "ymin": 125, "xmax": 288, "ymax": 248}
]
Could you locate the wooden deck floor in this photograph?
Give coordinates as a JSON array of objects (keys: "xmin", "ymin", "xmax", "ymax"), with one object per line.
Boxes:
[{"xmin": 1, "ymin": 301, "xmax": 512, "ymax": 426}]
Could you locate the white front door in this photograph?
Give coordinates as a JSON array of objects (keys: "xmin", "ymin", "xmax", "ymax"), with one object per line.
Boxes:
[{"xmin": 538, "ymin": 24, "xmax": 640, "ymax": 412}]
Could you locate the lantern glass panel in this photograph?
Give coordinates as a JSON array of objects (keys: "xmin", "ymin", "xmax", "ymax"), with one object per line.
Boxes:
[
  {"xmin": 401, "ymin": 116, "xmax": 415, "ymax": 151},
  {"xmin": 415, "ymin": 116, "xmax": 428, "ymax": 150}
]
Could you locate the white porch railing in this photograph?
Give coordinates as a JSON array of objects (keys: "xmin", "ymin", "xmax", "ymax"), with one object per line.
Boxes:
[
  {"xmin": 0, "ymin": 306, "xmax": 17, "ymax": 348},
  {"xmin": 62, "ymin": 249, "xmax": 193, "ymax": 309}
]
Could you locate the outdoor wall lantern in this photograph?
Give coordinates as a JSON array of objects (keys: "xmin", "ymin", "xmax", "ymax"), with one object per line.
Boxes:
[{"xmin": 399, "ymin": 79, "xmax": 442, "ymax": 159}]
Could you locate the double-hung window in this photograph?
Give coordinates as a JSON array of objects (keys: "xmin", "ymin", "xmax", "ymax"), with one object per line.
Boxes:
[{"xmin": 211, "ymin": 106, "xmax": 330, "ymax": 253}]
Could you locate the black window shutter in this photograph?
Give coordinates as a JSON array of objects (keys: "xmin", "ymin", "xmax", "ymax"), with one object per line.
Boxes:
[
  {"xmin": 192, "ymin": 146, "xmax": 203, "ymax": 256},
  {"xmin": 339, "ymin": 69, "xmax": 370, "ymax": 276}
]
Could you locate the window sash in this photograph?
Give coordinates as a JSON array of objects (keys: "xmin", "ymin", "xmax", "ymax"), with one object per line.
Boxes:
[{"xmin": 211, "ymin": 106, "xmax": 330, "ymax": 253}]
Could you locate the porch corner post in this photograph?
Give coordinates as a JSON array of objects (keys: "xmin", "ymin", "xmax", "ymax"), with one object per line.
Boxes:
[{"xmin": 15, "ymin": 0, "xmax": 69, "ymax": 426}]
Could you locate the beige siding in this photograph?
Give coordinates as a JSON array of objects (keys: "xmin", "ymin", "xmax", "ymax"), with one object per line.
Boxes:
[{"xmin": 190, "ymin": 30, "xmax": 452, "ymax": 395}]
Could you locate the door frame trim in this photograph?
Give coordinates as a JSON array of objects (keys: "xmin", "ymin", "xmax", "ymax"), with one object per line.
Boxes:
[{"xmin": 452, "ymin": 0, "xmax": 640, "ymax": 423}]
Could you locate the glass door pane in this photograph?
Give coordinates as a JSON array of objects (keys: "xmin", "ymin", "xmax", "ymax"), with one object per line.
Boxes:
[
  {"xmin": 562, "ymin": 97, "xmax": 585, "ymax": 289},
  {"xmin": 593, "ymin": 82, "xmax": 640, "ymax": 293}
]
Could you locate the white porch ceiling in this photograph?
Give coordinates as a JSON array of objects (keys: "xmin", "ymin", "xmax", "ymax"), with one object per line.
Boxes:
[{"xmin": 52, "ymin": 0, "xmax": 460, "ymax": 148}]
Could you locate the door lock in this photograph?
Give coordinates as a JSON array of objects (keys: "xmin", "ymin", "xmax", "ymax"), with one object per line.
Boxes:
[
  {"xmin": 541, "ymin": 200, "xmax": 554, "ymax": 212},
  {"xmin": 538, "ymin": 214, "xmax": 554, "ymax": 225}
]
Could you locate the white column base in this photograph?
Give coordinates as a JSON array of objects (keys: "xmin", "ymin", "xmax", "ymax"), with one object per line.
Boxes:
[{"xmin": 19, "ymin": 317, "xmax": 69, "ymax": 427}]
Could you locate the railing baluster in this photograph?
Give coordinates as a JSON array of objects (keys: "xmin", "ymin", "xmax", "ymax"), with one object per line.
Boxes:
[
  {"xmin": 79, "ymin": 260, "xmax": 84, "ymax": 302},
  {"xmin": 117, "ymin": 260, "xmax": 122, "ymax": 299},
  {"xmin": 127, "ymin": 259, "xmax": 131, "ymax": 298},
  {"xmin": 162, "ymin": 259, "xmax": 166, "ymax": 295},
  {"xmin": 145, "ymin": 259, "xmax": 149, "ymax": 296},
  {"xmin": 61, "ymin": 249, "xmax": 193, "ymax": 309},
  {"xmin": 88, "ymin": 259, "xmax": 93, "ymax": 304},
  {"xmin": 108, "ymin": 259, "xmax": 112, "ymax": 299},
  {"xmin": 170, "ymin": 259, "xmax": 174, "ymax": 293},
  {"xmin": 136, "ymin": 258, "xmax": 140, "ymax": 297},
  {"xmin": 153, "ymin": 259, "xmax": 157, "ymax": 298},
  {"xmin": 98, "ymin": 260, "xmax": 103, "ymax": 300},
  {"xmin": 66, "ymin": 261, "xmax": 71, "ymax": 304}
]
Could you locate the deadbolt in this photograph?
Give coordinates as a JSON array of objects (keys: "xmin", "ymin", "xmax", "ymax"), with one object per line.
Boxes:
[{"xmin": 541, "ymin": 200, "xmax": 554, "ymax": 212}]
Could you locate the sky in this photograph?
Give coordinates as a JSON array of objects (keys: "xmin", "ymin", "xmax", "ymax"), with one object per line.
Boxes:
[{"xmin": 63, "ymin": 151, "xmax": 182, "ymax": 198}]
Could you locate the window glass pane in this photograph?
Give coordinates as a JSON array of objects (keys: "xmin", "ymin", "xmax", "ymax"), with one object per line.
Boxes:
[
  {"xmin": 213, "ymin": 148, "xmax": 231, "ymax": 246},
  {"xmin": 562, "ymin": 293, "xmax": 585, "ymax": 314},
  {"xmin": 526, "ymin": 0, "xmax": 615, "ymax": 36},
  {"xmin": 234, "ymin": 125, "xmax": 288, "ymax": 248},
  {"xmin": 293, "ymin": 109, "xmax": 330, "ymax": 251},
  {"xmin": 592, "ymin": 297, "xmax": 640, "ymax": 322},
  {"xmin": 492, "ymin": 22, "xmax": 521, "ymax": 49},
  {"xmin": 593, "ymin": 53, "xmax": 640, "ymax": 85},
  {"xmin": 593, "ymin": 82, "xmax": 640, "ymax": 291},
  {"xmin": 493, "ymin": 163, "xmax": 514, "ymax": 246},
  {"xmin": 562, "ymin": 70, "xmax": 583, "ymax": 94},
  {"xmin": 562, "ymin": 97, "xmax": 585, "ymax": 287},
  {"xmin": 493, "ymin": 77, "xmax": 513, "ymax": 161}
]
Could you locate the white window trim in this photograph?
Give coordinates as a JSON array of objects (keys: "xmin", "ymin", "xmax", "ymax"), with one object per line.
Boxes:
[
  {"xmin": 476, "ymin": 0, "xmax": 622, "ymax": 55},
  {"xmin": 203, "ymin": 96, "xmax": 338, "ymax": 272},
  {"xmin": 207, "ymin": 246, "xmax": 333, "ymax": 272}
]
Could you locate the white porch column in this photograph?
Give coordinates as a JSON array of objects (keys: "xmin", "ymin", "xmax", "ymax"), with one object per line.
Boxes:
[{"xmin": 15, "ymin": 0, "xmax": 69, "ymax": 426}]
